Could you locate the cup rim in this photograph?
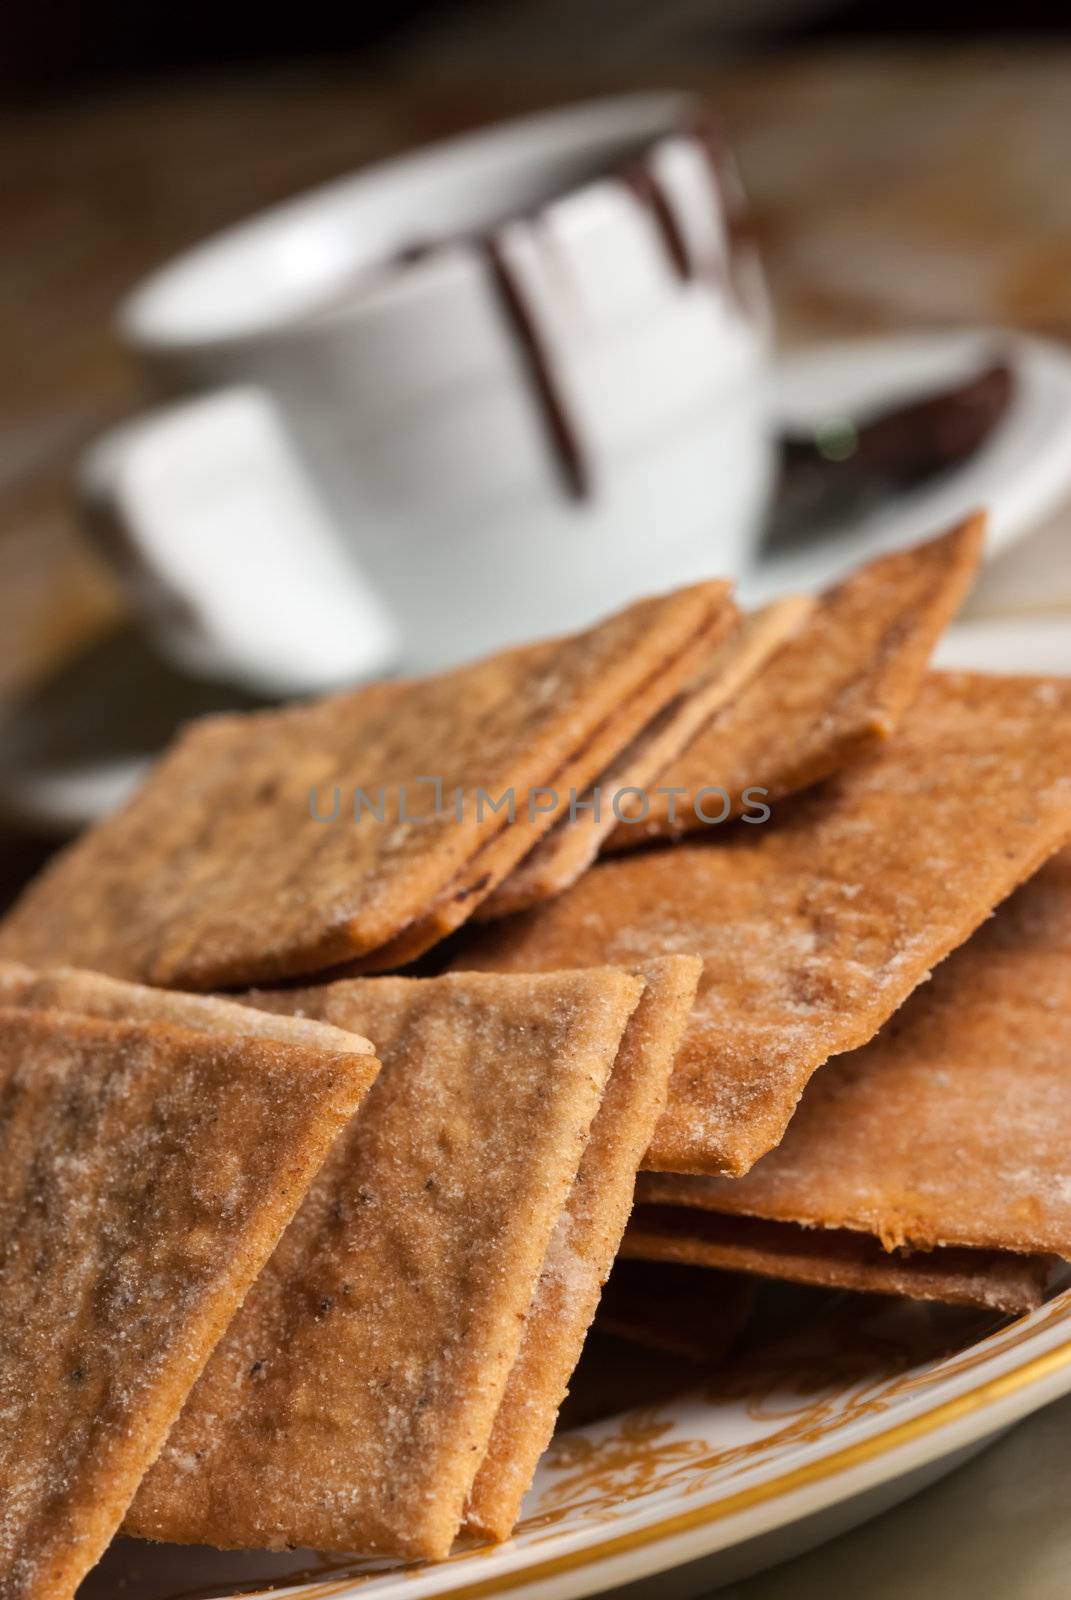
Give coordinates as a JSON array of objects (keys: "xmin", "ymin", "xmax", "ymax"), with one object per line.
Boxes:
[{"xmin": 118, "ymin": 90, "xmax": 700, "ymax": 358}]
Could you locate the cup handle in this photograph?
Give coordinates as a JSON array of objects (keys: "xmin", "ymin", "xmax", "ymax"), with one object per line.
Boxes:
[{"xmin": 76, "ymin": 385, "xmax": 398, "ymax": 697}]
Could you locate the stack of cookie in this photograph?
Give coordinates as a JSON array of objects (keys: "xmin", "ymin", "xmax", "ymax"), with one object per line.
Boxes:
[{"xmin": 4, "ymin": 513, "xmax": 1071, "ymax": 1597}]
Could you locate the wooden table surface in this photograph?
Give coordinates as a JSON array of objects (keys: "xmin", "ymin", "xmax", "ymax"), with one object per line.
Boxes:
[{"xmin": 2, "ymin": 42, "xmax": 1070, "ymax": 742}]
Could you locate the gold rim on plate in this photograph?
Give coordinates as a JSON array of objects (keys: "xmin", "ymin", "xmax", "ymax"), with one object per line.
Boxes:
[{"xmin": 297, "ymin": 1312, "xmax": 1071, "ymax": 1600}]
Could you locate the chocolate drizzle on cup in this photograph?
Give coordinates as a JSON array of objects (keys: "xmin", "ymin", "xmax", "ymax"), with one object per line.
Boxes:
[
  {"xmin": 482, "ymin": 234, "xmax": 591, "ymax": 501},
  {"xmin": 329, "ymin": 115, "xmax": 756, "ymax": 505},
  {"xmin": 476, "ymin": 122, "xmax": 752, "ymax": 499},
  {"xmin": 618, "ymin": 157, "xmax": 694, "ymax": 281},
  {"xmin": 618, "ymin": 113, "xmax": 753, "ymax": 306}
]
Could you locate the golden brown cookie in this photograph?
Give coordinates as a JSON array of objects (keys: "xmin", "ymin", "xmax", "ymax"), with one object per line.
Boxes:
[
  {"xmin": 457, "ymin": 673, "xmax": 1071, "ymax": 1175},
  {"xmin": 478, "ymin": 598, "xmax": 811, "ymax": 920},
  {"xmin": 125, "ymin": 968, "xmax": 644, "ymax": 1559},
  {"xmin": 622, "ymin": 1207, "xmax": 1049, "ymax": 1314},
  {"xmin": 636, "ymin": 850, "xmax": 1071, "ymax": 1258},
  {"xmin": 607, "ymin": 517, "xmax": 984, "ymax": 849},
  {"xmin": 464, "ymin": 954, "xmax": 700, "ymax": 1540},
  {"xmin": 0, "ymin": 959, "xmax": 376, "ymax": 1062},
  {"xmin": 0, "ymin": 1008, "xmax": 372, "ymax": 1600},
  {"xmin": 344, "ymin": 604, "xmax": 736, "ymax": 971},
  {"xmin": 0, "ymin": 583, "xmax": 731, "ymax": 989}
]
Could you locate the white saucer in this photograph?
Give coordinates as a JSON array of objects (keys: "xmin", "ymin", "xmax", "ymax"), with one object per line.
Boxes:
[
  {"xmin": 743, "ymin": 328, "xmax": 1071, "ymax": 602},
  {"xmin": 0, "ymin": 628, "xmax": 260, "ymax": 836},
  {"xmin": 4, "ymin": 327, "xmax": 1071, "ymax": 837}
]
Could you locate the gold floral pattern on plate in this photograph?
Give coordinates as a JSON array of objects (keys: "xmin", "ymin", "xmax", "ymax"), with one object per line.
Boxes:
[{"xmin": 85, "ymin": 1283, "xmax": 1071, "ymax": 1600}]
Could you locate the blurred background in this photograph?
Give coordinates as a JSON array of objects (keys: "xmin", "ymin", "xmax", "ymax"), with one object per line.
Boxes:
[{"xmin": 3, "ymin": 0, "xmax": 1071, "ymax": 900}]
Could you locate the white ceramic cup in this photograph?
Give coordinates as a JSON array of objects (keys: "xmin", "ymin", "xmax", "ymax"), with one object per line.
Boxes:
[{"xmin": 81, "ymin": 92, "xmax": 773, "ymax": 694}]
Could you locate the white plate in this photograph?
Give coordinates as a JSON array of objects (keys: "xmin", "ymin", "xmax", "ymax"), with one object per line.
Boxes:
[
  {"xmin": 20, "ymin": 336, "xmax": 1071, "ymax": 1598},
  {"xmin": 73, "ymin": 591, "xmax": 1071, "ymax": 1600},
  {"xmin": 82, "ymin": 1282, "xmax": 1071, "ymax": 1600},
  {"xmin": 743, "ymin": 329, "xmax": 1071, "ymax": 603},
  {"xmin": 0, "ymin": 627, "xmax": 251, "ymax": 835}
]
